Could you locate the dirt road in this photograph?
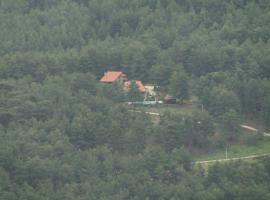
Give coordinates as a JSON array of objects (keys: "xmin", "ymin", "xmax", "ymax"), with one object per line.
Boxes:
[
  {"xmin": 241, "ymin": 125, "xmax": 270, "ymax": 137},
  {"xmin": 195, "ymin": 153, "xmax": 270, "ymax": 164}
]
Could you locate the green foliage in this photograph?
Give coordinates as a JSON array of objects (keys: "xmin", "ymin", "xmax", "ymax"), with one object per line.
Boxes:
[
  {"xmin": 201, "ymin": 86, "xmax": 241, "ymax": 118},
  {"xmin": 220, "ymin": 109, "xmax": 241, "ymax": 142},
  {"xmin": 126, "ymin": 81, "xmax": 144, "ymax": 102},
  {"xmin": 206, "ymin": 161, "xmax": 270, "ymax": 200},
  {"xmin": 1, "ymin": 0, "xmax": 270, "ymax": 199},
  {"xmin": 242, "ymin": 131, "xmax": 264, "ymax": 146},
  {"xmin": 98, "ymin": 82, "xmax": 125, "ymax": 102},
  {"xmin": 168, "ymin": 68, "xmax": 190, "ymax": 102},
  {"xmin": 261, "ymin": 95, "xmax": 270, "ymax": 124},
  {"xmin": 158, "ymin": 110, "xmax": 214, "ymax": 150}
]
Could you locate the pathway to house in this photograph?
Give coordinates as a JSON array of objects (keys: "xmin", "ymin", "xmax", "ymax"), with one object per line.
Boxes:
[
  {"xmin": 129, "ymin": 110, "xmax": 161, "ymax": 116},
  {"xmin": 195, "ymin": 152, "xmax": 270, "ymax": 165},
  {"xmin": 241, "ymin": 125, "xmax": 270, "ymax": 137},
  {"xmin": 129, "ymin": 110, "xmax": 270, "ymax": 164},
  {"xmin": 129, "ymin": 110, "xmax": 270, "ymax": 135}
]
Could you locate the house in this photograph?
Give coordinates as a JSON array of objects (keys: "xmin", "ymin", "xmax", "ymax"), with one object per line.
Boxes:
[
  {"xmin": 100, "ymin": 71, "xmax": 127, "ymax": 83},
  {"xmin": 124, "ymin": 80, "xmax": 146, "ymax": 93},
  {"xmin": 100, "ymin": 70, "xmax": 147, "ymax": 93}
]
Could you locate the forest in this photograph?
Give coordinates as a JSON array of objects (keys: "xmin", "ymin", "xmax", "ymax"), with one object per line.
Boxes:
[{"xmin": 1, "ymin": 0, "xmax": 270, "ymax": 199}]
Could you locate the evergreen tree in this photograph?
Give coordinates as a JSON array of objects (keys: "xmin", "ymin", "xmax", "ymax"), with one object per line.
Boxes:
[
  {"xmin": 168, "ymin": 69, "xmax": 189, "ymax": 102},
  {"xmin": 126, "ymin": 81, "xmax": 143, "ymax": 102}
]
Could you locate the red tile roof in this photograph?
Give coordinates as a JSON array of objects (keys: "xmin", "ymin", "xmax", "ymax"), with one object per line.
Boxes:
[
  {"xmin": 100, "ymin": 71, "xmax": 124, "ymax": 83},
  {"xmin": 135, "ymin": 81, "xmax": 146, "ymax": 93},
  {"xmin": 124, "ymin": 80, "xmax": 146, "ymax": 93}
]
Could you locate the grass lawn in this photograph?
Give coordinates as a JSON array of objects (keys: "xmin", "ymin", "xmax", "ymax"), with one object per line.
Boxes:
[{"xmin": 193, "ymin": 138, "xmax": 270, "ymax": 161}]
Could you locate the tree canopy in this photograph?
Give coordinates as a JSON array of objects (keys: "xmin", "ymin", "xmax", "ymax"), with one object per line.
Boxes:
[{"xmin": 1, "ymin": 0, "xmax": 270, "ymax": 199}]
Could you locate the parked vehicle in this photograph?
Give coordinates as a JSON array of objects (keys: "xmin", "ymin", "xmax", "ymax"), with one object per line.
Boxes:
[{"xmin": 164, "ymin": 95, "xmax": 177, "ymax": 104}]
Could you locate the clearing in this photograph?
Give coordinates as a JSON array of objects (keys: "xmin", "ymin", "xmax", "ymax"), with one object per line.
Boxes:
[{"xmin": 193, "ymin": 138, "xmax": 270, "ymax": 162}]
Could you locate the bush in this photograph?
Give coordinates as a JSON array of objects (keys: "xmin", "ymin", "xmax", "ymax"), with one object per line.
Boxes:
[{"xmin": 243, "ymin": 132, "xmax": 264, "ymax": 146}]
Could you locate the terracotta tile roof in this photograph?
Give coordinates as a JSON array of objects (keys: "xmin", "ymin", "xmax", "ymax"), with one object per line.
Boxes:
[
  {"xmin": 135, "ymin": 81, "xmax": 146, "ymax": 93},
  {"xmin": 100, "ymin": 71, "xmax": 123, "ymax": 83},
  {"xmin": 124, "ymin": 80, "xmax": 146, "ymax": 93}
]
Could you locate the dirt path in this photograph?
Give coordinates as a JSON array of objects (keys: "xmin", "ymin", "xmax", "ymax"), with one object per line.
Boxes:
[
  {"xmin": 241, "ymin": 125, "xmax": 270, "ymax": 137},
  {"xmin": 129, "ymin": 110, "xmax": 270, "ymax": 164},
  {"xmin": 195, "ymin": 153, "xmax": 270, "ymax": 164},
  {"xmin": 129, "ymin": 110, "xmax": 270, "ymax": 135},
  {"xmin": 128, "ymin": 110, "xmax": 161, "ymax": 116},
  {"xmin": 129, "ymin": 111, "xmax": 270, "ymax": 134}
]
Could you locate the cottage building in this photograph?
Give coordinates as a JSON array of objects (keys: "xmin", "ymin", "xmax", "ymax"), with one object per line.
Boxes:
[
  {"xmin": 100, "ymin": 70, "xmax": 147, "ymax": 94},
  {"xmin": 100, "ymin": 71, "xmax": 127, "ymax": 84}
]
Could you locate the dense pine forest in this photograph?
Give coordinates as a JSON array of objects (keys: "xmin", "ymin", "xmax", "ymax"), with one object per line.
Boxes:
[{"xmin": 1, "ymin": 0, "xmax": 270, "ymax": 199}]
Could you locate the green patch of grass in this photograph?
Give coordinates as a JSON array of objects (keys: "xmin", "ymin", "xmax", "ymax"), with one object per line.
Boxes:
[{"xmin": 194, "ymin": 138, "xmax": 270, "ymax": 161}]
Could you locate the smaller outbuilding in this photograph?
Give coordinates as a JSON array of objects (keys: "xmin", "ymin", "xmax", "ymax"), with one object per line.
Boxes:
[
  {"xmin": 145, "ymin": 85, "xmax": 156, "ymax": 96},
  {"xmin": 124, "ymin": 80, "xmax": 146, "ymax": 93}
]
